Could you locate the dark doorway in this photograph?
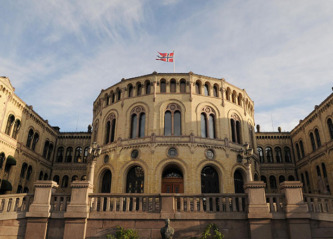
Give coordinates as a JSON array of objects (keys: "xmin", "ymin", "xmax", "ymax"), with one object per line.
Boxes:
[
  {"xmin": 126, "ymin": 166, "xmax": 144, "ymax": 193},
  {"xmin": 234, "ymin": 170, "xmax": 244, "ymax": 193},
  {"xmin": 101, "ymin": 170, "xmax": 111, "ymax": 193},
  {"xmin": 162, "ymin": 165, "xmax": 184, "ymax": 193},
  {"xmin": 201, "ymin": 166, "xmax": 219, "ymax": 193}
]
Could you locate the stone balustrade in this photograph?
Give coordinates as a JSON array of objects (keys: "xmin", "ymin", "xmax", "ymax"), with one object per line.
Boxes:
[
  {"xmin": 304, "ymin": 193, "xmax": 333, "ymax": 213},
  {"xmin": 266, "ymin": 193, "xmax": 284, "ymax": 213},
  {"xmin": 0, "ymin": 193, "xmax": 33, "ymax": 219},
  {"xmin": 50, "ymin": 193, "xmax": 71, "ymax": 213}
]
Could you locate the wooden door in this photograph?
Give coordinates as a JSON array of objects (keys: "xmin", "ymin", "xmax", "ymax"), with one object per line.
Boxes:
[{"xmin": 162, "ymin": 178, "xmax": 184, "ymax": 193}]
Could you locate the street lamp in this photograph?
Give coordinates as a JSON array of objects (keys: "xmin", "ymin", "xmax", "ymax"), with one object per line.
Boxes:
[
  {"xmin": 239, "ymin": 143, "xmax": 254, "ymax": 182},
  {"xmin": 87, "ymin": 142, "xmax": 101, "ymax": 185}
]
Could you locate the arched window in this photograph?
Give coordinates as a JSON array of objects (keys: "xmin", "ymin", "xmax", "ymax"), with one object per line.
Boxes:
[
  {"xmin": 61, "ymin": 176, "xmax": 69, "ymax": 188},
  {"xmin": 310, "ymin": 132, "xmax": 316, "ymax": 152},
  {"xmin": 257, "ymin": 147, "xmax": 264, "ymax": 163},
  {"xmin": 130, "ymin": 106, "xmax": 145, "ymax": 138},
  {"xmin": 299, "ymin": 140, "xmax": 305, "ymax": 157},
  {"xmin": 43, "ymin": 141, "xmax": 50, "ymax": 158},
  {"xmin": 39, "ymin": 171, "xmax": 43, "ymax": 180},
  {"xmin": 0, "ymin": 153, "xmax": 5, "ymax": 168},
  {"xmin": 275, "ymin": 147, "xmax": 282, "ymax": 163},
  {"xmin": 284, "ymin": 147, "xmax": 291, "ymax": 163},
  {"xmin": 261, "ymin": 175, "xmax": 267, "ymax": 184},
  {"xmin": 17, "ymin": 185, "xmax": 23, "ymax": 194},
  {"xmin": 204, "ymin": 83, "xmax": 209, "ymax": 96},
  {"xmin": 226, "ymin": 88, "xmax": 231, "ymax": 101},
  {"xmin": 47, "ymin": 144, "xmax": 53, "ymax": 161},
  {"xmin": 20, "ymin": 163, "xmax": 28, "ymax": 178},
  {"xmin": 164, "ymin": 103, "xmax": 181, "ymax": 136},
  {"xmin": 101, "ymin": 170, "xmax": 112, "ymax": 193},
  {"xmin": 26, "ymin": 166, "xmax": 32, "ymax": 180},
  {"xmin": 71, "ymin": 175, "xmax": 78, "ymax": 182},
  {"xmin": 53, "ymin": 175, "xmax": 60, "ymax": 184},
  {"xmin": 288, "ymin": 175, "xmax": 295, "ymax": 181},
  {"xmin": 74, "ymin": 147, "xmax": 82, "ymax": 163},
  {"xmin": 327, "ymin": 118, "xmax": 333, "ymax": 140},
  {"xmin": 305, "ymin": 171, "xmax": 311, "ymax": 193},
  {"xmin": 322, "ymin": 163, "xmax": 330, "ymax": 192},
  {"xmin": 5, "ymin": 114, "xmax": 15, "ymax": 135},
  {"xmin": 137, "ymin": 82, "xmax": 142, "ymax": 96},
  {"xmin": 254, "ymin": 174, "xmax": 259, "ymax": 181},
  {"xmin": 23, "ymin": 187, "xmax": 29, "ymax": 193},
  {"xmin": 65, "ymin": 147, "xmax": 73, "ymax": 163},
  {"xmin": 83, "ymin": 147, "xmax": 89, "ymax": 163},
  {"xmin": 12, "ymin": 120, "xmax": 21, "ymax": 139},
  {"xmin": 81, "ymin": 175, "xmax": 87, "ymax": 180},
  {"xmin": 234, "ymin": 170, "xmax": 244, "ymax": 193},
  {"xmin": 232, "ymin": 91, "xmax": 237, "ymax": 103},
  {"xmin": 265, "ymin": 147, "xmax": 273, "ymax": 163},
  {"xmin": 279, "ymin": 175, "xmax": 285, "ymax": 184},
  {"xmin": 26, "ymin": 129, "xmax": 34, "ymax": 148},
  {"xmin": 111, "ymin": 91, "xmax": 115, "ymax": 104},
  {"xmin": 105, "ymin": 113, "xmax": 116, "ymax": 144},
  {"xmin": 31, "ymin": 133, "xmax": 39, "ymax": 151},
  {"xmin": 213, "ymin": 85, "xmax": 218, "ymax": 97},
  {"xmin": 195, "ymin": 81, "xmax": 201, "ymax": 94},
  {"xmin": 145, "ymin": 81, "xmax": 151, "ymax": 95},
  {"xmin": 116, "ymin": 88, "xmax": 121, "ymax": 101},
  {"xmin": 160, "ymin": 79, "xmax": 166, "ymax": 93},
  {"xmin": 170, "ymin": 79, "xmax": 176, "ymax": 93},
  {"xmin": 238, "ymin": 94, "xmax": 242, "ymax": 106},
  {"xmin": 44, "ymin": 173, "xmax": 48, "ymax": 180},
  {"xmin": 106, "ymin": 94, "xmax": 110, "ymax": 106},
  {"xmin": 128, "ymin": 84, "xmax": 133, "ymax": 98},
  {"xmin": 201, "ymin": 107, "xmax": 216, "ymax": 139},
  {"xmin": 126, "ymin": 166, "xmax": 144, "ymax": 193},
  {"xmin": 315, "ymin": 129, "xmax": 321, "ymax": 148},
  {"xmin": 269, "ymin": 176, "xmax": 277, "ymax": 189},
  {"xmin": 295, "ymin": 143, "xmax": 301, "ymax": 161},
  {"xmin": 180, "ymin": 79, "xmax": 186, "ymax": 93},
  {"xmin": 56, "ymin": 147, "xmax": 64, "ymax": 162},
  {"xmin": 301, "ymin": 173, "xmax": 306, "ymax": 192},
  {"xmin": 201, "ymin": 166, "xmax": 219, "ymax": 193},
  {"xmin": 230, "ymin": 114, "xmax": 241, "ymax": 144}
]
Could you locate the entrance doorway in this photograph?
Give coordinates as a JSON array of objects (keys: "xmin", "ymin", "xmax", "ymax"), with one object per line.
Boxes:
[
  {"xmin": 162, "ymin": 165, "xmax": 184, "ymax": 193},
  {"xmin": 234, "ymin": 169, "xmax": 244, "ymax": 193}
]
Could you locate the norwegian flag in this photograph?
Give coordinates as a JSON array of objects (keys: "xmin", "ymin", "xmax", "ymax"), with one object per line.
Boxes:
[{"xmin": 156, "ymin": 52, "xmax": 174, "ymax": 62}]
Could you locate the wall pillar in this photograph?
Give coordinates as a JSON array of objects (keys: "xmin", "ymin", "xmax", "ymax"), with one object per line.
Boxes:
[
  {"xmin": 63, "ymin": 181, "xmax": 93, "ymax": 239},
  {"xmin": 244, "ymin": 181, "xmax": 272, "ymax": 239},
  {"xmin": 160, "ymin": 194, "xmax": 176, "ymax": 219},
  {"xmin": 280, "ymin": 181, "xmax": 311, "ymax": 239},
  {"xmin": 25, "ymin": 181, "xmax": 58, "ymax": 239}
]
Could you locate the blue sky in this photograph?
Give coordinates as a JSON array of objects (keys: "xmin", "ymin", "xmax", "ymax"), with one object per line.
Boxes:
[{"xmin": 1, "ymin": 0, "xmax": 333, "ymax": 132}]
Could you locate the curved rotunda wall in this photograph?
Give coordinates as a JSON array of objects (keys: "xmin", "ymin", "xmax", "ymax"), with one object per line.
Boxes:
[{"xmin": 92, "ymin": 73, "xmax": 257, "ymax": 194}]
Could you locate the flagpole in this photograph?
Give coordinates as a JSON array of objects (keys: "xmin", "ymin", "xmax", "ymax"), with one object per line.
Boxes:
[{"xmin": 173, "ymin": 50, "xmax": 175, "ymax": 73}]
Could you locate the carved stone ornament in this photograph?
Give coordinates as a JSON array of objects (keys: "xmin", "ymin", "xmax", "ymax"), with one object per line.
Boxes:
[
  {"xmin": 202, "ymin": 106, "xmax": 216, "ymax": 115},
  {"xmin": 160, "ymin": 219, "xmax": 174, "ymax": 239},
  {"xmin": 130, "ymin": 106, "xmax": 145, "ymax": 115},
  {"xmin": 166, "ymin": 103, "xmax": 181, "ymax": 112},
  {"xmin": 231, "ymin": 113, "xmax": 240, "ymax": 121},
  {"xmin": 106, "ymin": 113, "xmax": 116, "ymax": 121}
]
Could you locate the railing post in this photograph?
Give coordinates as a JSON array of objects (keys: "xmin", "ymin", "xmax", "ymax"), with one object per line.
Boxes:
[
  {"xmin": 25, "ymin": 181, "xmax": 58, "ymax": 239},
  {"xmin": 63, "ymin": 181, "xmax": 93, "ymax": 239},
  {"xmin": 280, "ymin": 181, "xmax": 311, "ymax": 239},
  {"xmin": 160, "ymin": 194, "xmax": 175, "ymax": 219},
  {"xmin": 244, "ymin": 181, "xmax": 273, "ymax": 239}
]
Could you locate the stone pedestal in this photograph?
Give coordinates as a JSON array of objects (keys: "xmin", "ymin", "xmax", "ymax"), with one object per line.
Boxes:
[
  {"xmin": 63, "ymin": 181, "xmax": 93, "ymax": 239},
  {"xmin": 244, "ymin": 181, "xmax": 272, "ymax": 239},
  {"xmin": 25, "ymin": 181, "xmax": 58, "ymax": 239},
  {"xmin": 280, "ymin": 181, "xmax": 311, "ymax": 239},
  {"xmin": 160, "ymin": 194, "xmax": 175, "ymax": 219}
]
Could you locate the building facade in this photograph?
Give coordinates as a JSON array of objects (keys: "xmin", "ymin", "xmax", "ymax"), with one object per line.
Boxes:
[{"xmin": 1, "ymin": 73, "xmax": 333, "ymax": 196}]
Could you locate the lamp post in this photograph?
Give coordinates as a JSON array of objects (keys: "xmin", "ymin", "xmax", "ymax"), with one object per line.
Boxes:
[
  {"xmin": 240, "ymin": 143, "xmax": 254, "ymax": 182},
  {"xmin": 87, "ymin": 142, "xmax": 102, "ymax": 186}
]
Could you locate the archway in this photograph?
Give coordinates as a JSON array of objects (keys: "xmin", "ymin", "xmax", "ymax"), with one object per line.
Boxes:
[
  {"xmin": 126, "ymin": 166, "xmax": 144, "ymax": 193},
  {"xmin": 201, "ymin": 166, "xmax": 219, "ymax": 193},
  {"xmin": 162, "ymin": 164, "xmax": 184, "ymax": 193},
  {"xmin": 234, "ymin": 169, "xmax": 245, "ymax": 193},
  {"xmin": 101, "ymin": 170, "xmax": 112, "ymax": 193}
]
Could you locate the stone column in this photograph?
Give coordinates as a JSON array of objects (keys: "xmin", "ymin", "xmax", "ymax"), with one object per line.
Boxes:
[
  {"xmin": 63, "ymin": 181, "xmax": 93, "ymax": 239},
  {"xmin": 280, "ymin": 181, "xmax": 311, "ymax": 239},
  {"xmin": 244, "ymin": 181, "xmax": 272, "ymax": 239},
  {"xmin": 87, "ymin": 160, "xmax": 96, "ymax": 186},
  {"xmin": 25, "ymin": 181, "xmax": 58, "ymax": 239},
  {"xmin": 245, "ymin": 161, "xmax": 253, "ymax": 182}
]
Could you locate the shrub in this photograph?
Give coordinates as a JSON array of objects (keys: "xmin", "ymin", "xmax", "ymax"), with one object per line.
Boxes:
[
  {"xmin": 200, "ymin": 223, "xmax": 224, "ymax": 239},
  {"xmin": 106, "ymin": 226, "xmax": 139, "ymax": 239}
]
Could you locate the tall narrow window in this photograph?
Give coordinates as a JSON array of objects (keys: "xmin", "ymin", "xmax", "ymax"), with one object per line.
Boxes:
[
  {"xmin": 145, "ymin": 81, "xmax": 151, "ymax": 94},
  {"xmin": 130, "ymin": 106, "xmax": 145, "ymax": 138},
  {"xmin": 315, "ymin": 129, "xmax": 321, "ymax": 148},
  {"xmin": 269, "ymin": 176, "xmax": 277, "ymax": 190},
  {"xmin": 105, "ymin": 113, "xmax": 116, "ymax": 144},
  {"xmin": 164, "ymin": 103, "xmax": 182, "ymax": 136},
  {"xmin": 232, "ymin": 91, "xmax": 237, "ymax": 103},
  {"xmin": 204, "ymin": 83, "xmax": 209, "ymax": 96},
  {"xmin": 322, "ymin": 163, "xmax": 330, "ymax": 192},
  {"xmin": 47, "ymin": 144, "xmax": 53, "ymax": 160},
  {"xmin": 62, "ymin": 176, "xmax": 69, "ymax": 188},
  {"xmin": 275, "ymin": 147, "xmax": 282, "ymax": 163},
  {"xmin": 327, "ymin": 118, "xmax": 333, "ymax": 140},
  {"xmin": 0, "ymin": 153, "xmax": 5, "ymax": 168},
  {"xmin": 39, "ymin": 171, "xmax": 43, "ymax": 180},
  {"xmin": 126, "ymin": 166, "xmax": 144, "ymax": 193},
  {"xmin": 26, "ymin": 166, "xmax": 32, "ymax": 180},
  {"xmin": 116, "ymin": 88, "xmax": 121, "ymax": 101},
  {"xmin": 213, "ymin": 85, "xmax": 218, "ymax": 97},
  {"xmin": 43, "ymin": 141, "xmax": 49, "ymax": 158},
  {"xmin": 12, "ymin": 120, "xmax": 21, "ymax": 139},
  {"xmin": 65, "ymin": 147, "xmax": 73, "ymax": 163},
  {"xmin": 5, "ymin": 114, "xmax": 15, "ymax": 135},
  {"xmin": 20, "ymin": 163, "xmax": 28, "ymax": 178},
  {"xmin": 128, "ymin": 84, "xmax": 133, "ymax": 98},
  {"xmin": 57, "ymin": 147, "xmax": 64, "ymax": 162},
  {"xmin": 111, "ymin": 92, "xmax": 115, "ymax": 103},
  {"xmin": 238, "ymin": 94, "xmax": 243, "ymax": 106},
  {"xmin": 195, "ymin": 81, "xmax": 201, "ymax": 94},
  {"xmin": 295, "ymin": 143, "xmax": 301, "ymax": 160},
  {"xmin": 137, "ymin": 82, "xmax": 142, "ymax": 96},
  {"xmin": 226, "ymin": 88, "xmax": 231, "ymax": 101},
  {"xmin": 310, "ymin": 133, "xmax": 316, "ymax": 151},
  {"xmin": 105, "ymin": 121, "xmax": 110, "ymax": 144},
  {"xmin": 301, "ymin": 173, "xmax": 306, "ymax": 192},
  {"xmin": 266, "ymin": 147, "xmax": 273, "ymax": 163},
  {"xmin": 180, "ymin": 79, "xmax": 186, "ymax": 93},
  {"xmin": 284, "ymin": 147, "xmax": 291, "ymax": 163},
  {"xmin": 230, "ymin": 114, "xmax": 241, "ymax": 144},
  {"xmin": 279, "ymin": 175, "xmax": 285, "ymax": 184},
  {"xmin": 74, "ymin": 147, "xmax": 82, "ymax": 163},
  {"xmin": 170, "ymin": 79, "xmax": 176, "ymax": 93},
  {"xmin": 26, "ymin": 129, "xmax": 34, "ymax": 148},
  {"xmin": 305, "ymin": 171, "xmax": 311, "ymax": 193},
  {"xmin": 83, "ymin": 147, "xmax": 89, "ymax": 163},
  {"xmin": 111, "ymin": 119, "xmax": 116, "ymax": 142},
  {"xmin": 299, "ymin": 140, "xmax": 305, "ymax": 157},
  {"xmin": 31, "ymin": 133, "xmax": 39, "ymax": 151},
  {"xmin": 160, "ymin": 79, "xmax": 166, "ymax": 93},
  {"xmin": 257, "ymin": 147, "xmax": 264, "ymax": 163},
  {"xmin": 201, "ymin": 106, "xmax": 216, "ymax": 138}
]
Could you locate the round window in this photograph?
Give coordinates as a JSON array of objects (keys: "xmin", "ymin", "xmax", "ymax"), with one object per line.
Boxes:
[
  {"xmin": 206, "ymin": 149, "xmax": 215, "ymax": 160},
  {"xmin": 168, "ymin": 147, "xmax": 178, "ymax": 157},
  {"xmin": 131, "ymin": 149, "xmax": 139, "ymax": 159}
]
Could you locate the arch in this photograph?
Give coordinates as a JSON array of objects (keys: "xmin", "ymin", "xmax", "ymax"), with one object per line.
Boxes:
[
  {"xmin": 127, "ymin": 84, "xmax": 133, "ymax": 98},
  {"xmin": 31, "ymin": 132, "xmax": 39, "ymax": 151},
  {"xmin": 26, "ymin": 129, "xmax": 34, "ymax": 148},
  {"xmin": 47, "ymin": 143, "xmax": 54, "ymax": 161},
  {"xmin": 232, "ymin": 90, "xmax": 237, "ymax": 103},
  {"xmin": 237, "ymin": 93, "xmax": 243, "ymax": 106},
  {"xmin": 230, "ymin": 113, "xmax": 242, "ymax": 144},
  {"xmin": 295, "ymin": 143, "xmax": 301, "ymax": 160},
  {"xmin": 145, "ymin": 80, "xmax": 151, "ymax": 95},
  {"xmin": 170, "ymin": 79, "xmax": 176, "ymax": 93},
  {"xmin": 83, "ymin": 147, "xmax": 89, "ymax": 163},
  {"xmin": 284, "ymin": 147, "xmax": 292, "ymax": 163},
  {"xmin": 116, "ymin": 87, "xmax": 121, "ymax": 101},
  {"xmin": 161, "ymin": 164, "xmax": 184, "ymax": 193},
  {"xmin": 12, "ymin": 119, "xmax": 21, "ymax": 139},
  {"xmin": 203, "ymin": 83, "xmax": 210, "ymax": 96},
  {"xmin": 74, "ymin": 147, "xmax": 82, "ymax": 163},
  {"xmin": 56, "ymin": 147, "xmax": 64, "ymax": 162},
  {"xmin": 213, "ymin": 84, "xmax": 219, "ymax": 97},
  {"xmin": 104, "ymin": 113, "xmax": 117, "ymax": 144},
  {"xmin": 195, "ymin": 80, "xmax": 201, "ymax": 94},
  {"xmin": 136, "ymin": 82, "xmax": 142, "ymax": 96},
  {"xmin": 5, "ymin": 114, "xmax": 15, "ymax": 135},
  {"xmin": 126, "ymin": 165, "xmax": 144, "ymax": 193},
  {"xmin": 71, "ymin": 175, "xmax": 78, "ymax": 182},
  {"xmin": 164, "ymin": 103, "xmax": 182, "ymax": 136},
  {"xmin": 201, "ymin": 106, "xmax": 216, "ymax": 139},
  {"xmin": 43, "ymin": 141, "xmax": 50, "ymax": 158},
  {"xmin": 288, "ymin": 175, "xmax": 295, "ymax": 181},
  {"xmin": 201, "ymin": 166, "xmax": 219, "ymax": 193},
  {"xmin": 234, "ymin": 169, "xmax": 245, "ymax": 193},
  {"xmin": 160, "ymin": 79, "xmax": 166, "ymax": 93},
  {"xmin": 275, "ymin": 147, "xmax": 282, "ymax": 163},
  {"xmin": 279, "ymin": 175, "xmax": 285, "ymax": 184},
  {"xmin": 129, "ymin": 105, "xmax": 146, "ymax": 138},
  {"xmin": 65, "ymin": 147, "xmax": 73, "ymax": 163},
  {"xmin": 44, "ymin": 173, "xmax": 49, "ymax": 180},
  {"xmin": 265, "ymin": 147, "xmax": 273, "ymax": 163},
  {"xmin": 226, "ymin": 87, "xmax": 231, "ymax": 101},
  {"xmin": 180, "ymin": 79, "xmax": 186, "ymax": 93},
  {"xmin": 261, "ymin": 175, "xmax": 267, "ymax": 184},
  {"xmin": 100, "ymin": 169, "xmax": 112, "ymax": 193}
]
